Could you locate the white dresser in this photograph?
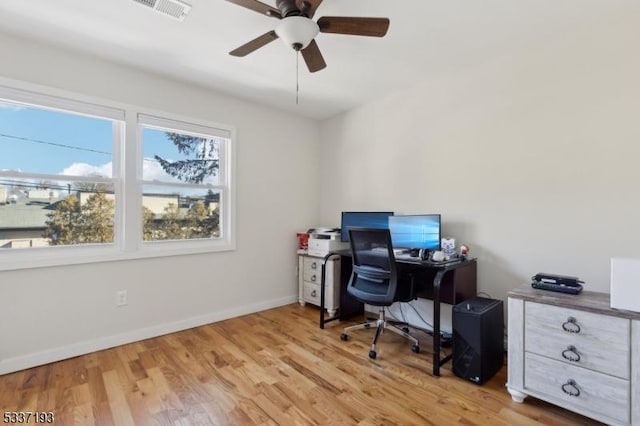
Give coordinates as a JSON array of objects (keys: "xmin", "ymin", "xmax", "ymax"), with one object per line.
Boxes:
[
  {"xmin": 298, "ymin": 254, "xmax": 341, "ymax": 317},
  {"xmin": 507, "ymin": 286, "xmax": 640, "ymax": 425}
]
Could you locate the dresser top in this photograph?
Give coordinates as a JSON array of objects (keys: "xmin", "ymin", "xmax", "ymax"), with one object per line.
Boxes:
[{"xmin": 509, "ymin": 284, "xmax": 640, "ymax": 320}]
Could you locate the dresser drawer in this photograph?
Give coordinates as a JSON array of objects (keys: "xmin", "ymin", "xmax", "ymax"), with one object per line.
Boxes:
[
  {"xmin": 302, "ymin": 257, "xmax": 321, "ymax": 283},
  {"xmin": 302, "ymin": 282, "xmax": 321, "ymax": 305},
  {"xmin": 525, "ymin": 301, "xmax": 630, "ymax": 379},
  {"xmin": 303, "ymin": 281, "xmax": 338, "ymax": 309},
  {"xmin": 525, "ymin": 352, "xmax": 630, "ymax": 424}
]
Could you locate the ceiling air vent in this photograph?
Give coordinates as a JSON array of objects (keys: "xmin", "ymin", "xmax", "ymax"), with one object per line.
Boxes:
[{"xmin": 132, "ymin": 0, "xmax": 192, "ymax": 21}]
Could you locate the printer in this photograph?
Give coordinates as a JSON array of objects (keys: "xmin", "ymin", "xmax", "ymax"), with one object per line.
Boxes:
[{"xmin": 307, "ymin": 228, "xmax": 348, "ymax": 257}]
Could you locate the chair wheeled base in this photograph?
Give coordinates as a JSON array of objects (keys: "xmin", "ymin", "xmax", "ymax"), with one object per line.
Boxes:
[{"xmin": 340, "ymin": 306, "xmax": 420, "ymax": 359}]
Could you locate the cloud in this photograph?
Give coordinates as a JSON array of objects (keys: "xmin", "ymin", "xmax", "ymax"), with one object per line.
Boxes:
[
  {"xmin": 59, "ymin": 160, "xmax": 176, "ymax": 182},
  {"xmin": 58, "ymin": 158, "xmax": 218, "ymax": 185},
  {"xmin": 61, "ymin": 162, "xmax": 112, "ymax": 178},
  {"xmin": 143, "ymin": 157, "xmax": 174, "ymax": 181}
]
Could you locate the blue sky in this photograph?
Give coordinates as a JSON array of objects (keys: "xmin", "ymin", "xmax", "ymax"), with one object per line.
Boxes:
[
  {"xmin": 0, "ymin": 105, "xmax": 113, "ymax": 175},
  {"xmin": 0, "ymin": 101, "xmax": 222, "ymax": 191}
]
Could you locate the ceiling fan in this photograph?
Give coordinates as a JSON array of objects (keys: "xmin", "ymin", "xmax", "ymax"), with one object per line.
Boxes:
[{"xmin": 225, "ymin": 0, "xmax": 390, "ymax": 72}]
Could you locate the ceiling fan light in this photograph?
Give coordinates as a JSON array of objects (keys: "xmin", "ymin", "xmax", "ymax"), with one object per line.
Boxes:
[{"xmin": 275, "ymin": 16, "xmax": 319, "ymax": 51}]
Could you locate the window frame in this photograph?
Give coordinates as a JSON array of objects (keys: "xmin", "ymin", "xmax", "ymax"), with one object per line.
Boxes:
[
  {"xmin": 0, "ymin": 82, "xmax": 236, "ymax": 271},
  {"xmin": 135, "ymin": 113, "xmax": 235, "ymax": 256}
]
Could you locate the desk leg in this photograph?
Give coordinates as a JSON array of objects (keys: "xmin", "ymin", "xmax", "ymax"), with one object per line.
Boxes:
[
  {"xmin": 320, "ymin": 256, "xmax": 327, "ymax": 329},
  {"xmin": 433, "ymin": 270, "xmax": 445, "ymax": 376},
  {"xmin": 319, "ymin": 253, "xmax": 341, "ymax": 329}
]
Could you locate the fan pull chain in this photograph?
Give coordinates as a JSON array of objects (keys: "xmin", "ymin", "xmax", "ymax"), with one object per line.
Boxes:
[{"xmin": 296, "ymin": 51, "xmax": 300, "ymax": 105}]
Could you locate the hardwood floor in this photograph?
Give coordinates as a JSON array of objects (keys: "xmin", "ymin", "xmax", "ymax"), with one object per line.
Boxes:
[{"xmin": 1, "ymin": 304, "xmax": 603, "ymax": 425}]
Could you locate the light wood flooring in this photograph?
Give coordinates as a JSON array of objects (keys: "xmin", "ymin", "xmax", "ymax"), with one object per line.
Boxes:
[{"xmin": 0, "ymin": 304, "xmax": 603, "ymax": 425}]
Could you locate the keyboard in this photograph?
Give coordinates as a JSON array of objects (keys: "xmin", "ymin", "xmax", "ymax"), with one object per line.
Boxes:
[
  {"xmin": 428, "ymin": 259, "xmax": 464, "ymax": 266},
  {"xmin": 394, "ymin": 253, "xmax": 420, "ymax": 261},
  {"xmin": 371, "ymin": 247, "xmax": 411, "ymax": 256},
  {"xmin": 394, "ymin": 253, "xmax": 463, "ymax": 266}
]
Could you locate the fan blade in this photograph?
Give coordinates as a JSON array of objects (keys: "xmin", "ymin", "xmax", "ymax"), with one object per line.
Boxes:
[
  {"xmin": 296, "ymin": 0, "xmax": 323, "ymax": 18},
  {"xmin": 229, "ymin": 31, "xmax": 279, "ymax": 57},
  {"xmin": 301, "ymin": 39, "xmax": 326, "ymax": 73},
  {"xmin": 317, "ymin": 17, "xmax": 390, "ymax": 37},
  {"xmin": 224, "ymin": 0, "xmax": 282, "ymax": 19}
]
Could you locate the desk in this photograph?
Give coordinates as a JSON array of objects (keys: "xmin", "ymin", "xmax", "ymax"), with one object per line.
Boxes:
[{"xmin": 320, "ymin": 250, "xmax": 477, "ymax": 376}]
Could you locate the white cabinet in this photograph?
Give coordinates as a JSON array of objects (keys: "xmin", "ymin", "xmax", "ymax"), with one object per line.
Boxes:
[
  {"xmin": 507, "ymin": 286, "xmax": 640, "ymax": 426},
  {"xmin": 298, "ymin": 254, "xmax": 340, "ymax": 317}
]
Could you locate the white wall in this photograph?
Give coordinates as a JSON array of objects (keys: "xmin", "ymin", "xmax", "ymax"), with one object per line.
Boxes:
[
  {"xmin": 0, "ymin": 33, "xmax": 320, "ymax": 374},
  {"xmin": 319, "ymin": 13, "xmax": 640, "ymax": 306}
]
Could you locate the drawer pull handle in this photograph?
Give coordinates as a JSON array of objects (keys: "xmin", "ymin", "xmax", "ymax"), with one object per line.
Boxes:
[
  {"xmin": 311, "ymin": 262, "xmax": 317, "ymax": 270},
  {"xmin": 311, "ymin": 275, "xmax": 316, "ymax": 282},
  {"xmin": 311, "ymin": 290, "xmax": 317, "ymax": 297},
  {"xmin": 561, "ymin": 380, "xmax": 580, "ymax": 397},
  {"xmin": 562, "ymin": 345, "xmax": 581, "ymax": 362},
  {"xmin": 562, "ymin": 317, "xmax": 581, "ymax": 333}
]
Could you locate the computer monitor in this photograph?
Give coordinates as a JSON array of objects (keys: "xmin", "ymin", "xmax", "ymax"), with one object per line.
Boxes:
[
  {"xmin": 340, "ymin": 211, "xmax": 394, "ymax": 242},
  {"xmin": 389, "ymin": 214, "xmax": 441, "ymax": 250}
]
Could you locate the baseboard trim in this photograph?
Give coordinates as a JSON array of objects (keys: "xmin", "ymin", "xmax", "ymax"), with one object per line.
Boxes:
[{"xmin": 0, "ymin": 295, "xmax": 297, "ymax": 375}]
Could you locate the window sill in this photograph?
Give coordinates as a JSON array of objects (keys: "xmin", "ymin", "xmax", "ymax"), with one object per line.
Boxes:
[{"xmin": 0, "ymin": 239, "xmax": 235, "ymax": 272}]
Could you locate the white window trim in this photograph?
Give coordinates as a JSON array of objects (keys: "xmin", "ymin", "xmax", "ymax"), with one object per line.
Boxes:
[
  {"xmin": 0, "ymin": 80, "xmax": 236, "ymax": 272},
  {"xmin": 0, "ymin": 85, "xmax": 125, "ymax": 121}
]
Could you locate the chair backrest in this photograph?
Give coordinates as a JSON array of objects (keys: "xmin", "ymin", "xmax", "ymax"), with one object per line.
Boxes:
[{"xmin": 347, "ymin": 227, "xmax": 398, "ymax": 306}]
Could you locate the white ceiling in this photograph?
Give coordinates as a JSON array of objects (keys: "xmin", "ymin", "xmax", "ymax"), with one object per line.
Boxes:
[{"xmin": 0, "ymin": 0, "xmax": 635, "ymax": 120}]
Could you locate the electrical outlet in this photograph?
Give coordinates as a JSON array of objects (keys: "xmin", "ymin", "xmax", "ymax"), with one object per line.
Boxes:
[{"xmin": 116, "ymin": 290, "xmax": 128, "ymax": 307}]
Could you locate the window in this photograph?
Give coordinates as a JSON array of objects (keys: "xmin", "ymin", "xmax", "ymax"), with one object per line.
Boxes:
[
  {"xmin": 138, "ymin": 114, "xmax": 231, "ymax": 247},
  {"xmin": 0, "ymin": 85, "xmax": 234, "ymax": 270}
]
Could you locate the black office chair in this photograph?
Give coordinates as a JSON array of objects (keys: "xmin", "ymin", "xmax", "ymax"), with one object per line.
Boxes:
[{"xmin": 339, "ymin": 227, "xmax": 420, "ymax": 359}]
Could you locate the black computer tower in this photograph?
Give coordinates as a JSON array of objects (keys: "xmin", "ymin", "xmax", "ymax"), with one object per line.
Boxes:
[{"xmin": 452, "ymin": 297, "xmax": 504, "ymax": 384}]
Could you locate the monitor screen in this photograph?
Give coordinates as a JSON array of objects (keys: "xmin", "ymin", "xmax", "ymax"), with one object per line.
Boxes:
[
  {"xmin": 340, "ymin": 211, "xmax": 394, "ymax": 242},
  {"xmin": 389, "ymin": 214, "xmax": 441, "ymax": 250}
]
